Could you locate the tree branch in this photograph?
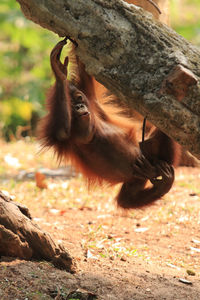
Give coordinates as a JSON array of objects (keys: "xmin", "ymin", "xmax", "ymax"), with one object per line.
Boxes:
[{"xmin": 16, "ymin": 0, "xmax": 200, "ymax": 158}]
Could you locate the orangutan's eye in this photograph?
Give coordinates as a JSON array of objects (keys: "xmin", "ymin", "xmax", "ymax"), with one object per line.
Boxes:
[{"xmin": 76, "ymin": 95, "xmax": 83, "ymax": 102}]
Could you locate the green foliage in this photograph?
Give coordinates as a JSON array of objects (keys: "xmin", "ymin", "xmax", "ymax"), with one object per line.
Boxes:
[
  {"xmin": 0, "ymin": 98, "xmax": 32, "ymax": 140},
  {"xmin": 170, "ymin": 0, "xmax": 200, "ymax": 46},
  {"xmin": 0, "ymin": 0, "xmax": 57, "ymax": 140}
]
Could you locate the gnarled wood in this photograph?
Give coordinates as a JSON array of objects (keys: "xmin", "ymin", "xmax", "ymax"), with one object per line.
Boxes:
[{"xmin": 0, "ymin": 191, "xmax": 76, "ymax": 273}]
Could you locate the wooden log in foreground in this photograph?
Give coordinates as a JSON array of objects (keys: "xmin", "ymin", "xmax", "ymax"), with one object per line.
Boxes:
[{"xmin": 0, "ymin": 191, "xmax": 76, "ymax": 273}]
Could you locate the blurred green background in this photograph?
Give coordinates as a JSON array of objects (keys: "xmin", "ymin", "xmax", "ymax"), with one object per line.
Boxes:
[{"xmin": 0, "ymin": 0, "xmax": 199, "ymax": 140}]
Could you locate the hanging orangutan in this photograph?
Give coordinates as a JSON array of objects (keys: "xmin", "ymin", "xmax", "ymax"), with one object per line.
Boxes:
[{"xmin": 39, "ymin": 37, "xmax": 181, "ymax": 208}]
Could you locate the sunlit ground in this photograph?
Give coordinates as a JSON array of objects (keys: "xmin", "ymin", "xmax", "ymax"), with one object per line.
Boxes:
[{"xmin": 0, "ymin": 139, "xmax": 200, "ymax": 299}]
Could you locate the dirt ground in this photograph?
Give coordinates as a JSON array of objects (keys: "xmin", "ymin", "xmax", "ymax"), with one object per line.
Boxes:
[{"xmin": 0, "ymin": 140, "xmax": 200, "ymax": 299}]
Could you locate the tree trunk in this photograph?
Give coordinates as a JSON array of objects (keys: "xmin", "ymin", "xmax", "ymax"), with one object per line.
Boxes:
[
  {"xmin": 0, "ymin": 191, "xmax": 76, "ymax": 273},
  {"xmin": 16, "ymin": 0, "xmax": 200, "ymax": 159}
]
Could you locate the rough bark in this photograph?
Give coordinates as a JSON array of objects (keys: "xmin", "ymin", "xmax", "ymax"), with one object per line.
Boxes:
[
  {"xmin": 16, "ymin": 0, "xmax": 200, "ymax": 159},
  {"xmin": 0, "ymin": 191, "xmax": 76, "ymax": 273}
]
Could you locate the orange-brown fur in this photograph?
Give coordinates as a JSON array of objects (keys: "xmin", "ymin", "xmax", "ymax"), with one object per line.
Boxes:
[{"xmin": 39, "ymin": 38, "xmax": 180, "ymax": 208}]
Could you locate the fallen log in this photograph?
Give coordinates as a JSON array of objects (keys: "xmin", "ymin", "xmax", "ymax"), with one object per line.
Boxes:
[{"xmin": 0, "ymin": 191, "xmax": 76, "ymax": 273}]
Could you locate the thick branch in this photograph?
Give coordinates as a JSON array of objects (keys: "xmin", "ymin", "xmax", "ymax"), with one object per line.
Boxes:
[{"xmin": 16, "ymin": 0, "xmax": 200, "ymax": 158}]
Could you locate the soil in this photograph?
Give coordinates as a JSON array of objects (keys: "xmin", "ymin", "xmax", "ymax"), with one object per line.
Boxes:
[{"xmin": 0, "ymin": 140, "xmax": 200, "ymax": 299}]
